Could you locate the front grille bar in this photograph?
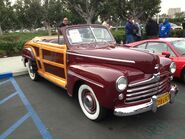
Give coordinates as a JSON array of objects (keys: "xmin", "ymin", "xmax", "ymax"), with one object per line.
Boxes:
[{"xmin": 125, "ymin": 72, "xmax": 170, "ymax": 104}]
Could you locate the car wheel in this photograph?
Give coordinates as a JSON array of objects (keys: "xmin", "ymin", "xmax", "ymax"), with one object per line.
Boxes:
[
  {"xmin": 78, "ymin": 84, "xmax": 107, "ymax": 121},
  {"xmin": 26, "ymin": 60, "xmax": 39, "ymax": 81}
]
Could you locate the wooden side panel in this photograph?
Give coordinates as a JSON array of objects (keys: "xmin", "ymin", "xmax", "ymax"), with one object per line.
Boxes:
[{"xmin": 25, "ymin": 41, "xmax": 67, "ymax": 88}]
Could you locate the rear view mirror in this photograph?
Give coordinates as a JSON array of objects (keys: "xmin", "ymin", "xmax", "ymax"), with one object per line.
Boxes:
[{"xmin": 162, "ymin": 51, "xmax": 170, "ymax": 58}]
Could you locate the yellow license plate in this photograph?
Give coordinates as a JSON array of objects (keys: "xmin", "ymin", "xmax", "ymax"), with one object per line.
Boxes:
[{"xmin": 157, "ymin": 93, "xmax": 170, "ymax": 107}]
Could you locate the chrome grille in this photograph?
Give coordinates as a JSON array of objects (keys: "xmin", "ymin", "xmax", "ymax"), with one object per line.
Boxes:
[{"xmin": 125, "ymin": 73, "xmax": 170, "ymax": 104}]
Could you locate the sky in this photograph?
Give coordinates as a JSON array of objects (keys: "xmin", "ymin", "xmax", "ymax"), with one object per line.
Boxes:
[
  {"xmin": 10, "ymin": 0, "xmax": 185, "ymax": 14},
  {"xmin": 160, "ymin": 0, "xmax": 185, "ymax": 14}
]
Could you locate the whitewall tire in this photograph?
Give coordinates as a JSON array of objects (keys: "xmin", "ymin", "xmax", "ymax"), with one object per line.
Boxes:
[
  {"xmin": 26, "ymin": 60, "xmax": 38, "ymax": 81},
  {"xmin": 78, "ymin": 84, "xmax": 106, "ymax": 121}
]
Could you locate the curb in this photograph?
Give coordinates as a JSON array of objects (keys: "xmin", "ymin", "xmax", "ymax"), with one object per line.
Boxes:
[
  {"xmin": 13, "ymin": 70, "xmax": 28, "ymax": 77},
  {"xmin": 0, "ymin": 73, "xmax": 13, "ymax": 79},
  {"xmin": 0, "ymin": 71, "xmax": 28, "ymax": 79}
]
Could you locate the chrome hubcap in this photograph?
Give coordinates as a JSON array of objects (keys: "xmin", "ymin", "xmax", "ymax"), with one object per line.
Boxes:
[
  {"xmin": 82, "ymin": 91, "xmax": 96, "ymax": 114},
  {"xmin": 28, "ymin": 62, "xmax": 35, "ymax": 77}
]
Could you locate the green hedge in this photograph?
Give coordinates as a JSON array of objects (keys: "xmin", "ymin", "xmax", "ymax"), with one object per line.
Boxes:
[
  {"xmin": 0, "ymin": 32, "xmax": 48, "ymax": 57},
  {"xmin": 111, "ymin": 29, "xmax": 184, "ymax": 44},
  {"xmin": 111, "ymin": 29, "xmax": 125, "ymax": 43},
  {"xmin": 170, "ymin": 29, "xmax": 184, "ymax": 37}
]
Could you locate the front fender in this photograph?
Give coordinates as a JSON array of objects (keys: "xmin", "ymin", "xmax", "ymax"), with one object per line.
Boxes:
[{"xmin": 67, "ymin": 64, "xmax": 125, "ymax": 109}]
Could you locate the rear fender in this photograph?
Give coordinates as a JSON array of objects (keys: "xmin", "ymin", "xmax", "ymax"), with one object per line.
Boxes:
[{"xmin": 22, "ymin": 46, "xmax": 36, "ymax": 66}]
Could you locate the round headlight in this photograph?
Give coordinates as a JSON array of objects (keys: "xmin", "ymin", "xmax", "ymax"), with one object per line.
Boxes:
[
  {"xmin": 170, "ymin": 62, "xmax": 176, "ymax": 74},
  {"xmin": 116, "ymin": 76, "xmax": 128, "ymax": 92}
]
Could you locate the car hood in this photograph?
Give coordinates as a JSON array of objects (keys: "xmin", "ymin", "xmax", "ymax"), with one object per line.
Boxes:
[{"xmin": 68, "ymin": 45, "xmax": 160, "ymax": 74}]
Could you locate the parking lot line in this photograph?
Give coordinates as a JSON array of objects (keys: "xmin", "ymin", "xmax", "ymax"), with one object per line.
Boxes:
[
  {"xmin": 0, "ymin": 79, "xmax": 10, "ymax": 86},
  {"xmin": 0, "ymin": 92, "xmax": 18, "ymax": 105},
  {"xmin": 0, "ymin": 113, "xmax": 30, "ymax": 139},
  {"xmin": 0, "ymin": 75, "xmax": 53, "ymax": 139},
  {"xmin": 10, "ymin": 78, "xmax": 53, "ymax": 139}
]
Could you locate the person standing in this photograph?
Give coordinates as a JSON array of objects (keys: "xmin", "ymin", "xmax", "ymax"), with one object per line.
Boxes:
[
  {"xmin": 125, "ymin": 18, "xmax": 134, "ymax": 44},
  {"xmin": 58, "ymin": 17, "xmax": 69, "ymax": 28},
  {"xmin": 182, "ymin": 18, "xmax": 185, "ymax": 37},
  {"xmin": 134, "ymin": 19, "xmax": 142, "ymax": 41},
  {"xmin": 159, "ymin": 18, "xmax": 171, "ymax": 38},
  {"xmin": 145, "ymin": 17, "xmax": 159, "ymax": 39}
]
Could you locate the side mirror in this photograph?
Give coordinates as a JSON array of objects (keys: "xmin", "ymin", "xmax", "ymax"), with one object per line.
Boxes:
[{"xmin": 162, "ymin": 51, "xmax": 170, "ymax": 58}]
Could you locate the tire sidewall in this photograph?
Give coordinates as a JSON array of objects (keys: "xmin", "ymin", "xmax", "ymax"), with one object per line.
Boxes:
[
  {"xmin": 26, "ymin": 60, "xmax": 37, "ymax": 80},
  {"xmin": 78, "ymin": 84, "xmax": 100, "ymax": 120}
]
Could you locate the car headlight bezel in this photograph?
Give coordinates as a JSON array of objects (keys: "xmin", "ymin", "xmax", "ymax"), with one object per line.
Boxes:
[
  {"xmin": 170, "ymin": 62, "xmax": 176, "ymax": 74},
  {"xmin": 116, "ymin": 76, "xmax": 128, "ymax": 92}
]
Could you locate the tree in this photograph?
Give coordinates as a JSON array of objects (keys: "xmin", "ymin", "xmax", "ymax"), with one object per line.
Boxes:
[
  {"xmin": 14, "ymin": 0, "xmax": 27, "ymax": 31},
  {"xmin": 175, "ymin": 12, "xmax": 185, "ymax": 19},
  {"xmin": 0, "ymin": 0, "xmax": 13, "ymax": 35},
  {"xmin": 24, "ymin": 0, "xmax": 44, "ymax": 30},
  {"xmin": 65, "ymin": 0, "xmax": 106, "ymax": 24},
  {"xmin": 102, "ymin": 0, "xmax": 161, "ymax": 22},
  {"xmin": 43, "ymin": 0, "xmax": 66, "ymax": 35}
]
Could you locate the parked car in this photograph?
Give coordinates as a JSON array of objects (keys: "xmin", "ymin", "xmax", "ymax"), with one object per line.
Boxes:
[
  {"xmin": 170, "ymin": 23, "xmax": 183, "ymax": 30},
  {"xmin": 22, "ymin": 25, "xmax": 178, "ymax": 121},
  {"xmin": 126, "ymin": 38, "xmax": 185, "ymax": 83}
]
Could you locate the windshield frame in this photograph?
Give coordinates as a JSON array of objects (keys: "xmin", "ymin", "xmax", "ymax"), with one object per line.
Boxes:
[{"xmin": 66, "ymin": 26, "xmax": 115, "ymax": 45}]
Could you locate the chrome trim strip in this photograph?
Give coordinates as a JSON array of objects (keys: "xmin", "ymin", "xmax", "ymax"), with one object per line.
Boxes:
[
  {"xmin": 126, "ymin": 91, "xmax": 158, "ymax": 101},
  {"xmin": 67, "ymin": 52, "xmax": 135, "ymax": 64},
  {"xmin": 127, "ymin": 88, "xmax": 158, "ymax": 97},
  {"xmin": 125, "ymin": 98, "xmax": 150, "ymax": 104},
  {"xmin": 127, "ymin": 82, "xmax": 158, "ymax": 93},
  {"xmin": 128, "ymin": 73, "xmax": 160, "ymax": 87},
  {"xmin": 68, "ymin": 70, "xmax": 104, "ymax": 88},
  {"xmin": 114, "ymin": 85, "xmax": 178, "ymax": 116},
  {"xmin": 126, "ymin": 85, "xmax": 167, "ymax": 101},
  {"xmin": 127, "ymin": 78, "xmax": 168, "ymax": 94}
]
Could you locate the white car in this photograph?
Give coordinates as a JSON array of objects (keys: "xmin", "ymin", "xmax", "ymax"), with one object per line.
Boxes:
[{"xmin": 170, "ymin": 23, "xmax": 182, "ymax": 30}]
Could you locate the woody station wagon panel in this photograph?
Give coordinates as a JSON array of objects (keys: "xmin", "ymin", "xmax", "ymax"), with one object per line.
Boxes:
[{"xmin": 22, "ymin": 24, "xmax": 178, "ymax": 121}]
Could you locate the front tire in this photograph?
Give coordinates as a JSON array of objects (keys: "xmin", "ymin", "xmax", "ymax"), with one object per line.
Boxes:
[
  {"xmin": 78, "ymin": 84, "xmax": 107, "ymax": 121},
  {"xmin": 26, "ymin": 60, "xmax": 39, "ymax": 81}
]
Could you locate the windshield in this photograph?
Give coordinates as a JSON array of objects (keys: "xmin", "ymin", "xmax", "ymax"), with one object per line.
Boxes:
[
  {"xmin": 66, "ymin": 27, "xmax": 114, "ymax": 44},
  {"xmin": 171, "ymin": 40, "xmax": 185, "ymax": 56}
]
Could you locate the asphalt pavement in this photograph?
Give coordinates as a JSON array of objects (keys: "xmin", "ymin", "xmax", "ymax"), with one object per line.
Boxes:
[{"xmin": 1, "ymin": 75, "xmax": 184, "ymax": 139}]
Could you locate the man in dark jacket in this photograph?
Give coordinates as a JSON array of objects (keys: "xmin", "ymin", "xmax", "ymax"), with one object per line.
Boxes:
[
  {"xmin": 145, "ymin": 17, "xmax": 159, "ymax": 38},
  {"xmin": 125, "ymin": 18, "xmax": 134, "ymax": 44},
  {"xmin": 182, "ymin": 18, "xmax": 185, "ymax": 37}
]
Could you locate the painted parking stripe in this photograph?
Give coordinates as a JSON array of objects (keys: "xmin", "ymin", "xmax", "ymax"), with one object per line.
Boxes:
[
  {"xmin": 10, "ymin": 78, "xmax": 53, "ymax": 139},
  {"xmin": 0, "ymin": 92, "xmax": 18, "ymax": 105},
  {"xmin": 0, "ymin": 79, "xmax": 10, "ymax": 86},
  {"xmin": 0, "ymin": 113, "xmax": 30, "ymax": 139}
]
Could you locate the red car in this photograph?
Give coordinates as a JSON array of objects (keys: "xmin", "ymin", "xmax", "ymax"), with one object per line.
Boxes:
[{"xmin": 126, "ymin": 38, "xmax": 185, "ymax": 82}]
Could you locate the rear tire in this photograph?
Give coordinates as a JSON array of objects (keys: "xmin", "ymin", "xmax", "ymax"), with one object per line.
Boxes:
[
  {"xmin": 26, "ymin": 60, "xmax": 39, "ymax": 81},
  {"xmin": 78, "ymin": 84, "xmax": 107, "ymax": 121}
]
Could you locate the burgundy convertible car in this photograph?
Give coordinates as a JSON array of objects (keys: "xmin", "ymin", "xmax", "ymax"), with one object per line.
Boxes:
[{"xmin": 22, "ymin": 25, "xmax": 178, "ymax": 121}]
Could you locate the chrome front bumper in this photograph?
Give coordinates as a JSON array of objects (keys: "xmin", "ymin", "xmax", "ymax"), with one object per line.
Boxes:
[{"xmin": 114, "ymin": 85, "xmax": 178, "ymax": 116}]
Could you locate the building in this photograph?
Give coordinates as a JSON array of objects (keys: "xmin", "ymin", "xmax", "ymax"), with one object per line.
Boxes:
[{"xmin": 168, "ymin": 8, "xmax": 181, "ymax": 18}]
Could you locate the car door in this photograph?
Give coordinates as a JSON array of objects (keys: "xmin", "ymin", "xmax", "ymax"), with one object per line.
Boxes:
[{"xmin": 37, "ymin": 39, "xmax": 67, "ymax": 88}]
